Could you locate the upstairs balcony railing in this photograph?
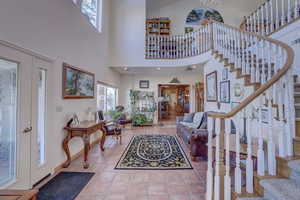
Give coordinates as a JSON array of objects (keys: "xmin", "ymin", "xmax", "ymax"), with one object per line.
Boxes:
[
  {"xmin": 243, "ymin": 0, "xmax": 300, "ymax": 35},
  {"xmin": 145, "ymin": 24, "xmax": 211, "ymax": 59}
]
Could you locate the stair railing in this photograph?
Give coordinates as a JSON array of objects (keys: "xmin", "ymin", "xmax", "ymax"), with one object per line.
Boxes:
[
  {"xmin": 206, "ymin": 21, "xmax": 294, "ymax": 200},
  {"xmin": 145, "ymin": 24, "xmax": 211, "ymax": 59},
  {"xmin": 244, "ymin": 0, "xmax": 300, "ymax": 35}
]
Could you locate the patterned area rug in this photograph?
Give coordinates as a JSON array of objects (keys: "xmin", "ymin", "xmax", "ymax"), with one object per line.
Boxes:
[{"xmin": 115, "ymin": 135, "xmax": 193, "ymax": 170}]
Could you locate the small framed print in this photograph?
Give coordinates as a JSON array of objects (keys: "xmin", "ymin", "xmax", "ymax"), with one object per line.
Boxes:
[
  {"xmin": 222, "ymin": 68, "xmax": 229, "ymax": 80},
  {"xmin": 220, "ymin": 80, "xmax": 230, "ymax": 103},
  {"xmin": 261, "ymin": 108, "xmax": 268, "ymax": 124},
  {"xmin": 206, "ymin": 71, "xmax": 218, "ymax": 102},
  {"xmin": 139, "ymin": 80, "xmax": 150, "ymax": 89},
  {"xmin": 185, "ymin": 27, "xmax": 194, "ymax": 33}
]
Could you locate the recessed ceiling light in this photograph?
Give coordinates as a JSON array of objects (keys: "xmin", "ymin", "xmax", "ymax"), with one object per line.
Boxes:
[
  {"xmin": 157, "ymin": 67, "xmax": 161, "ymax": 70},
  {"xmin": 191, "ymin": 65, "xmax": 197, "ymax": 69},
  {"xmin": 124, "ymin": 67, "xmax": 128, "ymax": 71}
]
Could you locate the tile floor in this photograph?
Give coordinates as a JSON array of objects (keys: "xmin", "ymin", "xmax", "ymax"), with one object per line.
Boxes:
[{"xmin": 58, "ymin": 125, "xmax": 207, "ymax": 200}]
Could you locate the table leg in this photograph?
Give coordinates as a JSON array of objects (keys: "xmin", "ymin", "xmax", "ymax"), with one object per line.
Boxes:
[
  {"xmin": 62, "ymin": 133, "xmax": 72, "ymax": 168},
  {"xmin": 100, "ymin": 125, "xmax": 106, "ymax": 151},
  {"xmin": 83, "ymin": 134, "xmax": 90, "ymax": 169}
]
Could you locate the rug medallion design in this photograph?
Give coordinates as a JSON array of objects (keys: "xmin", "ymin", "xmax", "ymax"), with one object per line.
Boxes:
[{"xmin": 115, "ymin": 135, "xmax": 193, "ymax": 169}]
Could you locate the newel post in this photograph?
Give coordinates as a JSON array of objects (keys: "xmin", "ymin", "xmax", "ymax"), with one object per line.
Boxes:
[{"xmin": 214, "ymin": 118, "xmax": 226, "ymax": 200}]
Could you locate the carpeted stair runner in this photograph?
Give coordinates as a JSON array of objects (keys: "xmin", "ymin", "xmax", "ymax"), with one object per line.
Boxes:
[{"xmin": 238, "ymin": 159, "xmax": 300, "ymax": 200}]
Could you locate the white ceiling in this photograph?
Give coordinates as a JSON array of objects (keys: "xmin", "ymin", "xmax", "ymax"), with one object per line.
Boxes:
[{"xmin": 111, "ymin": 62, "xmax": 207, "ymax": 75}]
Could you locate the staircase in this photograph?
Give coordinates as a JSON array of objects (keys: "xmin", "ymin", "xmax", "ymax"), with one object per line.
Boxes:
[{"xmin": 145, "ymin": 4, "xmax": 298, "ymax": 199}]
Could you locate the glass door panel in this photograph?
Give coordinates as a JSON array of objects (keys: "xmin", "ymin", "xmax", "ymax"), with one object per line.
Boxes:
[
  {"xmin": 37, "ymin": 69, "xmax": 46, "ymax": 165},
  {"xmin": 0, "ymin": 59, "xmax": 18, "ymax": 187}
]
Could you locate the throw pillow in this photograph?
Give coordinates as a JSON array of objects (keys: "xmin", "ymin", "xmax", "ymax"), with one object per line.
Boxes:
[{"xmin": 183, "ymin": 113, "xmax": 194, "ymax": 122}]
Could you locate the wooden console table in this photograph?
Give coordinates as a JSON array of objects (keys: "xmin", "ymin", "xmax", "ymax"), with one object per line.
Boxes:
[
  {"xmin": 63, "ymin": 120, "xmax": 106, "ymax": 169},
  {"xmin": 0, "ymin": 190, "xmax": 38, "ymax": 200}
]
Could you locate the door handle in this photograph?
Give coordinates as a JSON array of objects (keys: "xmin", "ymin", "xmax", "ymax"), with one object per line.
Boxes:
[{"xmin": 23, "ymin": 126, "xmax": 32, "ymax": 133}]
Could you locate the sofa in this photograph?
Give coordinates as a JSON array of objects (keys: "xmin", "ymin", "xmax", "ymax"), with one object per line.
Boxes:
[{"xmin": 176, "ymin": 112, "xmax": 209, "ymax": 161}]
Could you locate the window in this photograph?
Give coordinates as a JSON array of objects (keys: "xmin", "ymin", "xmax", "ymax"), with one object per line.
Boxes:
[
  {"xmin": 97, "ymin": 83, "xmax": 118, "ymax": 113},
  {"xmin": 72, "ymin": 0, "xmax": 102, "ymax": 32}
]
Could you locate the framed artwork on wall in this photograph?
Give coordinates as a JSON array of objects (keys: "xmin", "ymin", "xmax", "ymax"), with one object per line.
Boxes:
[
  {"xmin": 206, "ymin": 71, "xmax": 218, "ymax": 102},
  {"xmin": 62, "ymin": 63, "xmax": 95, "ymax": 99},
  {"xmin": 261, "ymin": 108, "xmax": 268, "ymax": 124},
  {"xmin": 220, "ymin": 80, "xmax": 230, "ymax": 103},
  {"xmin": 139, "ymin": 80, "xmax": 150, "ymax": 89}
]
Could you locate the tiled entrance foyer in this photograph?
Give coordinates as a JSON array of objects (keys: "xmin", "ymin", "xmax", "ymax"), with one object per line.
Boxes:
[{"xmin": 61, "ymin": 125, "xmax": 207, "ymax": 200}]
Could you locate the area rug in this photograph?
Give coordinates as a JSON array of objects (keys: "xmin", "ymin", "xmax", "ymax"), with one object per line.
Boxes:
[
  {"xmin": 37, "ymin": 172, "xmax": 94, "ymax": 200},
  {"xmin": 115, "ymin": 135, "xmax": 193, "ymax": 170}
]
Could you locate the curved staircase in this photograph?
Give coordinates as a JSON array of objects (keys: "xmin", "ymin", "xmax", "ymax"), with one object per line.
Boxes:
[{"xmin": 146, "ymin": 9, "xmax": 299, "ymax": 199}]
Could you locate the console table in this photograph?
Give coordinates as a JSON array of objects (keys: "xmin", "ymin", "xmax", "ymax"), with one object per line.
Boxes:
[
  {"xmin": 63, "ymin": 120, "xmax": 106, "ymax": 169},
  {"xmin": 0, "ymin": 190, "xmax": 38, "ymax": 200}
]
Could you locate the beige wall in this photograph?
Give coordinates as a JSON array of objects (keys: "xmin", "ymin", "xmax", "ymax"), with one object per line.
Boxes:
[{"xmin": 0, "ymin": 0, "xmax": 120, "ymax": 172}]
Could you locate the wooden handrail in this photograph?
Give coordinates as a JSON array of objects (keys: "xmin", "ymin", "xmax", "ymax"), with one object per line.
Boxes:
[{"xmin": 207, "ymin": 21, "xmax": 294, "ymax": 119}]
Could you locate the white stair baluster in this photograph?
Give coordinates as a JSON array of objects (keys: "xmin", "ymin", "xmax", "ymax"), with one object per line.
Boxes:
[
  {"xmin": 257, "ymin": 96, "xmax": 265, "ymax": 176},
  {"xmin": 261, "ymin": 6, "xmax": 265, "ymax": 35},
  {"xmin": 246, "ymin": 109, "xmax": 254, "ymax": 193},
  {"xmin": 241, "ymin": 33, "xmax": 246, "ymax": 75},
  {"xmin": 284, "ymin": 71, "xmax": 293, "ymax": 156},
  {"xmin": 235, "ymin": 116, "xmax": 242, "ymax": 194},
  {"xmin": 275, "ymin": 0, "xmax": 279, "ymax": 29},
  {"xmin": 278, "ymin": 78, "xmax": 287, "ymax": 157},
  {"xmin": 206, "ymin": 117, "xmax": 214, "ymax": 200},
  {"xmin": 257, "ymin": 8, "xmax": 260, "ymax": 34},
  {"xmin": 282, "ymin": 0, "xmax": 285, "ymax": 26},
  {"xmin": 265, "ymin": 2, "xmax": 269, "ymax": 35},
  {"xmin": 267, "ymin": 88, "xmax": 276, "ymax": 175},
  {"xmin": 288, "ymin": 0, "xmax": 291, "ymax": 23},
  {"xmin": 255, "ymin": 38, "xmax": 260, "ymax": 83},
  {"xmin": 225, "ymin": 119, "xmax": 231, "ymax": 200},
  {"xmin": 214, "ymin": 118, "xmax": 221, "ymax": 200},
  {"xmin": 295, "ymin": 0, "xmax": 299, "ymax": 19},
  {"xmin": 270, "ymin": 0, "xmax": 274, "ymax": 33}
]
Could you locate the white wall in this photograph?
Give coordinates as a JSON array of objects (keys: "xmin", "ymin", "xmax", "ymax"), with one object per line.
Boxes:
[
  {"xmin": 0, "ymin": 0, "xmax": 120, "ymax": 173},
  {"xmin": 110, "ymin": 0, "xmax": 265, "ymax": 67},
  {"xmin": 270, "ymin": 20, "xmax": 300, "ymax": 81},
  {"xmin": 119, "ymin": 72, "xmax": 203, "ymax": 123}
]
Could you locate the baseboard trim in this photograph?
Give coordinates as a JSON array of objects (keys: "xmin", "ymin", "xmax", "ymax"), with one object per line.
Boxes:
[{"xmin": 54, "ymin": 138, "xmax": 101, "ymax": 173}]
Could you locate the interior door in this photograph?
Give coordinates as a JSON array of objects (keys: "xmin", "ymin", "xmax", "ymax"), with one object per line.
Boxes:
[
  {"xmin": 30, "ymin": 57, "xmax": 52, "ymax": 186},
  {"xmin": 0, "ymin": 44, "xmax": 32, "ymax": 189}
]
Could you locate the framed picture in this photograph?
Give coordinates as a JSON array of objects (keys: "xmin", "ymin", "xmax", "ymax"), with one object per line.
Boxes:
[
  {"xmin": 62, "ymin": 63, "xmax": 95, "ymax": 99},
  {"xmin": 222, "ymin": 68, "xmax": 228, "ymax": 80},
  {"xmin": 206, "ymin": 71, "xmax": 218, "ymax": 102},
  {"xmin": 220, "ymin": 80, "xmax": 230, "ymax": 103},
  {"xmin": 185, "ymin": 27, "xmax": 194, "ymax": 33},
  {"xmin": 139, "ymin": 80, "xmax": 149, "ymax": 89},
  {"xmin": 261, "ymin": 108, "xmax": 268, "ymax": 124}
]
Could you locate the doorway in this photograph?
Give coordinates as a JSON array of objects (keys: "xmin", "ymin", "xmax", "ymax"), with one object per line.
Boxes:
[
  {"xmin": 158, "ymin": 84, "xmax": 190, "ymax": 124},
  {"xmin": 0, "ymin": 43, "xmax": 52, "ymax": 189}
]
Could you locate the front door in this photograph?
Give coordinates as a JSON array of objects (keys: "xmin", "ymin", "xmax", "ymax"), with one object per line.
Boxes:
[{"xmin": 0, "ymin": 44, "xmax": 52, "ymax": 189}]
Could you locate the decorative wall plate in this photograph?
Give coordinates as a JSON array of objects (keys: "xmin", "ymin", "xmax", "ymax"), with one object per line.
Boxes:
[{"xmin": 233, "ymin": 83, "xmax": 244, "ymax": 100}]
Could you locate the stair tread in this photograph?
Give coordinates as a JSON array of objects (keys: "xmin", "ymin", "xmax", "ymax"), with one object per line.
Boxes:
[
  {"xmin": 288, "ymin": 160, "xmax": 300, "ymax": 173},
  {"xmin": 260, "ymin": 178, "xmax": 300, "ymax": 200}
]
